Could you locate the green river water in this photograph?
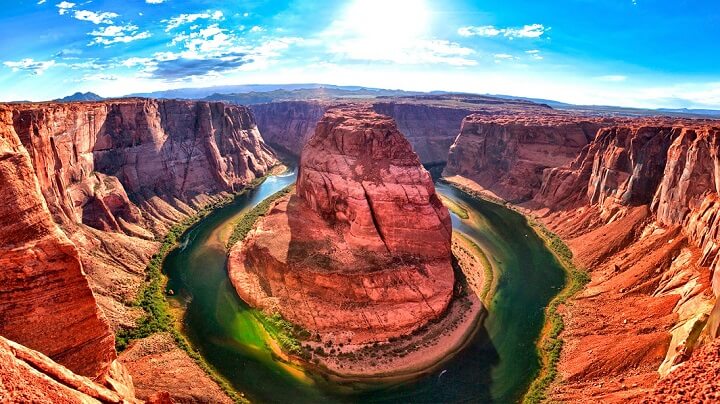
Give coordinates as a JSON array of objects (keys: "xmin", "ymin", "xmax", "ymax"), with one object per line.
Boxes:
[{"xmin": 163, "ymin": 172, "xmax": 566, "ymax": 403}]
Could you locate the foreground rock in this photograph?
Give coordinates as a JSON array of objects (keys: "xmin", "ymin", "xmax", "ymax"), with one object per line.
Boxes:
[{"xmin": 230, "ymin": 106, "xmax": 454, "ymax": 347}]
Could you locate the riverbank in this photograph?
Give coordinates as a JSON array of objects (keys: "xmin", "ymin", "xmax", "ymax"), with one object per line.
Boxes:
[
  {"xmin": 117, "ymin": 165, "xmax": 288, "ymax": 404},
  {"xmin": 441, "ymin": 175, "xmax": 588, "ymax": 403}
]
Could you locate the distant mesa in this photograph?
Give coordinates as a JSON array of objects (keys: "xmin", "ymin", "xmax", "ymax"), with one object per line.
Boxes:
[{"xmin": 54, "ymin": 92, "xmax": 104, "ymax": 102}]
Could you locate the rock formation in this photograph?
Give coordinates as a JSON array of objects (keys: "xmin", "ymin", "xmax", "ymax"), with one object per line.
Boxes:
[
  {"xmin": 444, "ymin": 113, "xmax": 610, "ymax": 202},
  {"xmin": 0, "ymin": 99, "xmax": 278, "ymax": 402},
  {"xmin": 0, "ymin": 108, "xmax": 115, "ymax": 377},
  {"xmin": 251, "ymin": 100, "xmax": 328, "ymax": 157},
  {"xmin": 228, "ymin": 105, "xmax": 454, "ymax": 344},
  {"xmin": 527, "ymin": 120, "xmax": 720, "ymax": 400}
]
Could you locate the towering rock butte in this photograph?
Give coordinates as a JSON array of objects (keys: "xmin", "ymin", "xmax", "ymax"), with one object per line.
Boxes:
[
  {"xmin": 443, "ymin": 112, "xmax": 611, "ymax": 202},
  {"xmin": 228, "ymin": 105, "xmax": 454, "ymax": 344}
]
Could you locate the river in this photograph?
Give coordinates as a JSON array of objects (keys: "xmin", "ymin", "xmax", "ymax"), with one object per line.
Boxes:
[{"xmin": 163, "ymin": 171, "xmax": 565, "ymax": 403}]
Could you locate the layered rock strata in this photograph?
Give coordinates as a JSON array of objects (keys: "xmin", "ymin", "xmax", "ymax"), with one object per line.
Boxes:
[
  {"xmin": 528, "ymin": 121, "xmax": 720, "ymax": 400},
  {"xmin": 444, "ymin": 113, "xmax": 611, "ymax": 202},
  {"xmin": 229, "ymin": 106, "xmax": 454, "ymax": 344},
  {"xmin": 1, "ymin": 99, "xmax": 277, "ymax": 401}
]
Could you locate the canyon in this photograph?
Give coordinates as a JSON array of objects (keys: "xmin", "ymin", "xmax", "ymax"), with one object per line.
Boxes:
[
  {"xmin": 0, "ymin": 99, "xmax": 277, "ymax": 402},
  {"xmin": 2, "ymin": 93, "xmax": 720, "ymax": 402}
]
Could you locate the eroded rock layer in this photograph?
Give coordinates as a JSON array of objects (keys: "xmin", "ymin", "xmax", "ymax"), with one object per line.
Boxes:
[
  {"xmin": 444, "ymin": 113, "xmax": 611, "ymax": 202},
  {"xmin": 0, "ymin": 99, "xmax": 278, "ymax": 402},
  {"xmin": 229, "ymin": 106, "xmax": 454, "ymax": 344},
  {"xmin": 0, "ymin": 109, "xmax": 115, "ymax": 378},
  {"xmin": 526, "ymin": 120, "xmax": 720, "ymax": 400}
]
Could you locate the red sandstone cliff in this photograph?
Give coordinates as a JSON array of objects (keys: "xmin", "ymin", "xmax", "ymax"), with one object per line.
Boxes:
[
  {"xmin": 444, "ymin": 114, "xmax": 720, "ymax": 401},
  {"xmin": 228, "ymin": 105, "xmax": 454, "ymax": 344},
  {"xmin": 528, "ymin": 120, "xmax": 720, "ymax": 400},
  {"xmin": 0, "ymin": 99, "xmax": 278, "ymax": 402},
  {"xmin": 444, "ymin": 113, "xmax": 609, "ymax": 202}
]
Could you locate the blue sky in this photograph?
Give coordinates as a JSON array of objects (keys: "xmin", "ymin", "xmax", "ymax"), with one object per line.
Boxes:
[{"xmin": 1, "ymin": 0, "xmax": 719, "ymax": 108}]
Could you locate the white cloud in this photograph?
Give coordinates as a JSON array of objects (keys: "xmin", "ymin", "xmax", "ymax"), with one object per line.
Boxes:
[
  {"xmin": 37, "ymin": 0, "xmax": 47, "ymax": 4},
  {"xmin": 89, "ymin": 24, "xmax": 152, "ymax": 46},
  {"xmin": 598, "ymin": 75, "xmax": 628, "ymax": 82},
  {"xmin": 56, "ymin": 1, "xmax": 75, "ymax": 15},
  {"xmin": 164, "ymin": 10, "xmax": 223, "ymax": 31},
  {"xmin": 73, "ymin": 10, "xmax": 118, "ymax": 24},
  {"xmin": 458, "ymin": 24, "xmax": 547, "ymax": 39},
  {"xmin": 249, "ymin": 26, "xmax": 265, "ymax": 33},
  {"xmin": 3, "ymin": 58, "xmax": 56, "ymax": 75},
  {"xmin": 526, "ymin": 49, "xmax": 543, "ymax": 60},
  {"xmin": 494, "ymin": 53, "xmax": 515, "ymax": 59},
  {"xmin": 146, "ymin": 0, "xmax": 165, "ymax": 4}
]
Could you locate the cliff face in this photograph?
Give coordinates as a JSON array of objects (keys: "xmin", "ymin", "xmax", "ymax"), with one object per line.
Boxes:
[
  {"xmin": 0, "ymin": 109, "xmax": 115, "ymax": 378},
  {"xmin": 253, "ymin": 100, "xmax": 477, "ymax": 165},
  {"xmin": 228, "ymin": 106, "xmax": 454, "ymax": 344},
  {"xmin": 371, "ymin": 102, "xmax": 472, "ymax": 164},
  {"xmin": 444, "ymin": 113, "xmax": 607, "ymax": 202},
  {"xmin": 527, "ymin": 121, "xmax": 720, "ymax": 401},
  {"xmin": 0, "ymin": 99, "xmax": 277, "ymax": 401},
  {"xmin": 251, "ymin": 101, "xmax": 328, "ymax": 157},
  {"xmin": 5, "ymin": 99, "xmax": 277, "ymax": 330}
]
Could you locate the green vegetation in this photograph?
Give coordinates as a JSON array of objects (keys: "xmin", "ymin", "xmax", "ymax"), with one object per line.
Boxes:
[
  {"xmin": 226, "ymin": 185, "xmax": 294, "ymax": 250},
  {"xmin": 455, "ymin": 232, "xmax": 494, "ymax": 304},
  {"xmin": 523, "ymin": 221, "xmax": 590, "ymax": 404},
  {"xmin": 255, "ymin": 312, "xmax": 311, "ymax": 357},
  {"xmin": 440, "ymin": 194, "xmax": 470, "ymax": 219},
  {"xmin": 114, "ymin": 174, "xmax": 276, "ymax": 404}
]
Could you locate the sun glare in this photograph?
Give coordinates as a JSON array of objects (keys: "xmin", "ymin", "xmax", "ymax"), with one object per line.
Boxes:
[{"xmin": 341, "ymin": 0, "xmax": 431, "ymax": 42}]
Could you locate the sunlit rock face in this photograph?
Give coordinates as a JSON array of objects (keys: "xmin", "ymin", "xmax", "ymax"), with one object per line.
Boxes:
[
  {"xmin": 229, "ymin": 105, "xmax": 454, "ymax": 344},
  {"xmin": 444, "ymin": 112, "xmax": 610, "ymax": 202},
  {"xmin": 0, "ymin": 108, "xmax": 115, "ymax": 378}
]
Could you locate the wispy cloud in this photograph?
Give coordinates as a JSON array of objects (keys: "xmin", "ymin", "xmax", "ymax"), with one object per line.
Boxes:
[
  {"xmin": 164, "ymin": 10, "xmax": 224, "ymax": 31},
  {"xmin": 146, "ymin": 0, "xmax": 165, "ymax": 4},
  {"xmin": 89, "ymin": 24, "xmax": 151, "ymax": 46},
  {"xmin": 526, "ymin": 49, "xmax": 543, "ymax": 60},
  {"xmin": 3, "ymin": 58, "xmax": 56, "ymax": 75},
  {"xmin": 458, "ymin": 24, "xmax": 547, "ymax": 39},
  {"xmin": 597, "ymin": 75, "xmax": 628, "ymax": 82}
]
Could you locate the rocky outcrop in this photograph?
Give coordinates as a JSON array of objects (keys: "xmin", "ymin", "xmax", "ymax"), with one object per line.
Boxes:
[
  {"xmin": 522, "ymin": 120, "xmax": 720, "ymax": 400},
  {"xmin": 444, "ymin": 113, "xmax": 608, "ymax": 202},
  {"xmin": 0, "ymin": 108, "xmax": 115, "ymax": 378},
  {"xmin": 228, "ymin": 106, "xmax": 454, "ymax": 344},
  {"xmin": 0, "ymin": 336, "xmax": 137, "ymax": 403}
]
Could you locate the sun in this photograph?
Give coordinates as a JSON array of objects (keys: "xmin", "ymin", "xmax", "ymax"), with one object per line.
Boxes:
[{"xmin": 340, "ymin": 0, "xmax": 432, "ymax": 42}]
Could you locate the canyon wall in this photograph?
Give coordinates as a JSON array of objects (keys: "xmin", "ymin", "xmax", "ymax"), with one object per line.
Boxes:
[
  {"xmin": 444, "ymin": 113, "xmax": 609, "ymax": 202},
  {"xmin": 7, "ymin": 99, "xmax": 277, "ymax": 330},
  {"xmin": 0, "ymin": 99, "xmax": 278, "ymax": 401},
  {"xmin": 252, "ymin": 99, "xmax": 485, "ymax": 165},
  {"xmin": 0, "ymin": 108, "xmax": 115, "ymax": 378},
  {"xmin": 229, "ymin": 106, "xmax": 454, "ymax": 344},
  {"xmin": 446, "ymin": 116, "xmax": 720, "ymax": 401}
]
